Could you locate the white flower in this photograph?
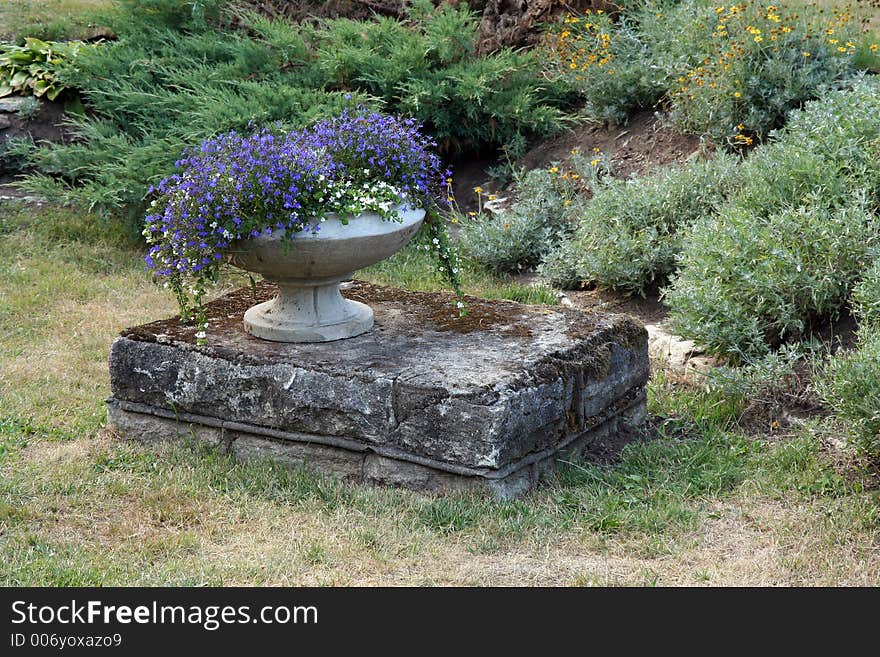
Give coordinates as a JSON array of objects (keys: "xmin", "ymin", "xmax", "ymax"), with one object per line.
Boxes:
[
  {"xmin": 456, "ymin": 301, "xmax": 465, "ymax": 309},
  {"xmin": 195, "ymin": 331, "xmax": 207, "ymax": 339}
]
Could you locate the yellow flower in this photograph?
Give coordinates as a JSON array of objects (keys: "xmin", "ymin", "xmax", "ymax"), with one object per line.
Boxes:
[
  {"xmin": 754, "ymin": 36, "xmax": 763, "ymax": 43},
  {"xmin": 733, "ymin": 91, "xmax": 741, "ymax": 98},
  {"xmin": 473, "ymin": 186, "xmax": 483, "ymax": 194},
  {"xmin": 590, "ymin": 158, "xmax": 601, "ymax": 167},
  {"xmin": 549, "ymin": 166, "xmax": 559, "ymax": 173},
  {"xmin": 803, "ymin": 51, "xmax": 811, "ymax": 57},
  {"xmin": 488, "ymin": 194, "xmax": 497, "ymax": 200},
  {"xmin": 504, "ymin": 223, "xmax": 511, "ymax": 230},
  {"xmin": 871, "ymin": 44, "xmax": 879, "ymax": 52},
  {"xmin": 451, "ymin": 217, "xmax": 459, "ymax": 224},
  {"xmin": 445, "ymin": 177, "xmax": 453, "ymax": 184},
  {"xmin": 467, "ymin": 211, "xmax": 476, "ymax": 217}
]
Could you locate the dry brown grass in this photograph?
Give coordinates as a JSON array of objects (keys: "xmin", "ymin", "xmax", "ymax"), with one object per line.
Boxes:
[{"xmin": 5, "ymin": 430, "xmax": 879, "ymax": 586}]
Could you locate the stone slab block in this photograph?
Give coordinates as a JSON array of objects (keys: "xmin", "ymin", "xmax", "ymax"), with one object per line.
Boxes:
[{"xmin": 107, "ymin": 281, "xmax": 649, "ymax": 497}]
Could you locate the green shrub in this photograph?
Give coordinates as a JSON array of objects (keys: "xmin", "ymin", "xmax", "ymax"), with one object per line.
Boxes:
[
  {"xmin": 0, "ymin": 136, "xmax": 34, "ymax": 175},
  {"xmin": 22, "ymin": 1, "xmax": 577, "ymax": 218},
  {"xmin": 664, "ymin": 77, "xmax": 880, "ymax": 359},
  {"xmin": 540, "ymin": 153, "xmax": 738, "ymax": 294},
  {"xmin": 458, "ymin": 165, "xmax": 584, "ymax": 273},
  {"xmin": 312, "ymin": 4, "xmax": 577, "ymax": 153},
  {"xmin": 667, "ymin": 1, "xmax": 859, "ymax": 146},
  {"xmin": 851, "ymin": 260, "xmax": 880, "ymax": 330},
  {"xmin": 665, "ymin": 199, "xmax": 879, "ymax": 361},
  {"xmin": 546, "ymin": 9, "xmax": 665, "ymax": 123},
  {"xmin": 815, "ymin": 328, "xmax": 880, "ymax": 457}
]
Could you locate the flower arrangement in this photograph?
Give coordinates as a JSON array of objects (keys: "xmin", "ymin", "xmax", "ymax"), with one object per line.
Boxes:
[{"xmin": 144, "ymin": 107, "xmax": 464, "ymax": 342}]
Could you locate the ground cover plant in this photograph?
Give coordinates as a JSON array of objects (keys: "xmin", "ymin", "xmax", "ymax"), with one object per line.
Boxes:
[{"xmin": 15, "ymin": 0, "xmax": 577, "ymax": 220}]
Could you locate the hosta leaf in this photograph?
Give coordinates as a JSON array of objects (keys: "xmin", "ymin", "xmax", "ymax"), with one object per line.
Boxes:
[
  {"xmin": 25, "ymin": 38, "xmax": 50, "ymax": 54},
  {"xmin": 45, "ymin": 84, "xmax": 63, "ymax": 101},
  {"xmin": 0, "ymin": 83, "xmax": 13, "ymax": 97},
  {"xmin": 7, "ymin": 52, "xmax": 34, "ymax": 63},
  {"xmin": 10, "ymin": 71, "xmax": 30, "ymax": 87},
  {"xmin": 32, "ymin": 79, "xmax": 50, "ymax": 96}
]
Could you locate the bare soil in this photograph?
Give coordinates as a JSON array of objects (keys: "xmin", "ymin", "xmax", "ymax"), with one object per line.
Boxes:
[{"xmin": 452, "ymin": 110, "xmax": 706, "ymax": 212}]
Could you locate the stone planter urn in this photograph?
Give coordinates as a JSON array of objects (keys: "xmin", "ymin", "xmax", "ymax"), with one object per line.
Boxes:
[{"xmin": 227, "ymin": 206, "xmax": 425, "ymax": 342}]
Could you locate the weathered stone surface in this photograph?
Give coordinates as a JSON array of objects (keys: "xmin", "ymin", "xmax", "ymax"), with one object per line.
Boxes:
[
  {"xmin": 0, "ymin": 97, "xmax": 30, "ymax": 113},
  {"xmin": 230, "ymin": 433, "xmax": 366, "ymax": 481},
  {"xmin": 108, "ymin": 281, "xmax": 649, "ymax": 496},
  {"xmin": 107, "ymin": 401, "xmax": 228, "ymax": 450}
]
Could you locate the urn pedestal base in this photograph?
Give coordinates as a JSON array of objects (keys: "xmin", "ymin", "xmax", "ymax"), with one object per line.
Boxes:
[{"xmin": 244, "ymin": 276, "xmax": 373, "ymax": 343}]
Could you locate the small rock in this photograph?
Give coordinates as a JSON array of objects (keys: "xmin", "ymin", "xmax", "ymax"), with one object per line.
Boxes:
[
  {"xmin": 483, "ymin": 197, "xmax": 510, "ymax": 215},
  {"xmin": 0, "ymin": 97, "xmax": 30, "ymax": 113},
  {"xmin": 0, "ymin": 115, "xmax": 11, "ymax": 130},
  {"xmin": 646, "ymin": 322, "xmax": 708, "ymax": 370}
]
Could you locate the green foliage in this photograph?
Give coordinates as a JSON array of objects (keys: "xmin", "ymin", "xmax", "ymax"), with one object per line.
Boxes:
[
  {"xmin": 815, "ymin": 328, "xmax": 880, "ymax": 457},
  {"xmin": 22, "ymin": 1, "xmax": 577, "ymax": 219},
  {"xmin": 701, "ymin": 341, "xmax": 820, "ymax": 409},
  {"xmin": 667, "ymin": 1, "xmax": 858, "ymax": 147},
  {"xmin": 665, "ymin": 77, "xmax": 880, "ymax": 359},
  {"xmin": 310, "ymin": 4, "xmax": 576, "ymax": 153},
  {"xmin": 851, "ymin": 260, "xmax": 880, "ymax": 330},
  {"xmin": 0, "ymin": 38, "xmax": 88, "ymax": 100},
  {"xmin": 0, "ymin": 136, "xmax": 34, "ymax": 175},
  {"xmin": 548, "ymin": 11, "xmax": 665, "ymax": 123},
  {"xmin": 541, "ymin": 153, "xmax": 737, "ymax": 294},
  {"xmin": 458, "ymin": 164, "xmax": 585, "ymax": 273},
  {"xmin": 666, "ymin": 199, "xmax": 878, "ymax": 361}
]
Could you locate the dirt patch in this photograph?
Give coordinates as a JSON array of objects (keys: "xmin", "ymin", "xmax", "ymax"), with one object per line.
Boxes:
[
  {"xmin": 452, "ymin": 111, "xmax": 705, "ymax": 212},
  {"xmin": 563, "ymin": 287, "xmax": 668, "ymax": 327},
  {"xmin": 520, "ymin": 110, "xmax": 706, "ymax": 181},
  {"xmin": 1, "ymin": 95, "xmax": 77, "ymax": 197}
]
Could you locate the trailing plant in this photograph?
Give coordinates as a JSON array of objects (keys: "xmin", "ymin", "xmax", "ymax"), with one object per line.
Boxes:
[{"xmin": 144, "ymin": 107, "xmax": 463, "ymax": 342}]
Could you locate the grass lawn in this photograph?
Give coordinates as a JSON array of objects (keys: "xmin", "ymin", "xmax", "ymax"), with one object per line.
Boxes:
[
  {"xmin": 1, "ymin": 202, "xmax": 878, "ymax": 586},
  {"xmin": 0, "ymin": 0, "xmax": 112, "ymax": 40}
]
